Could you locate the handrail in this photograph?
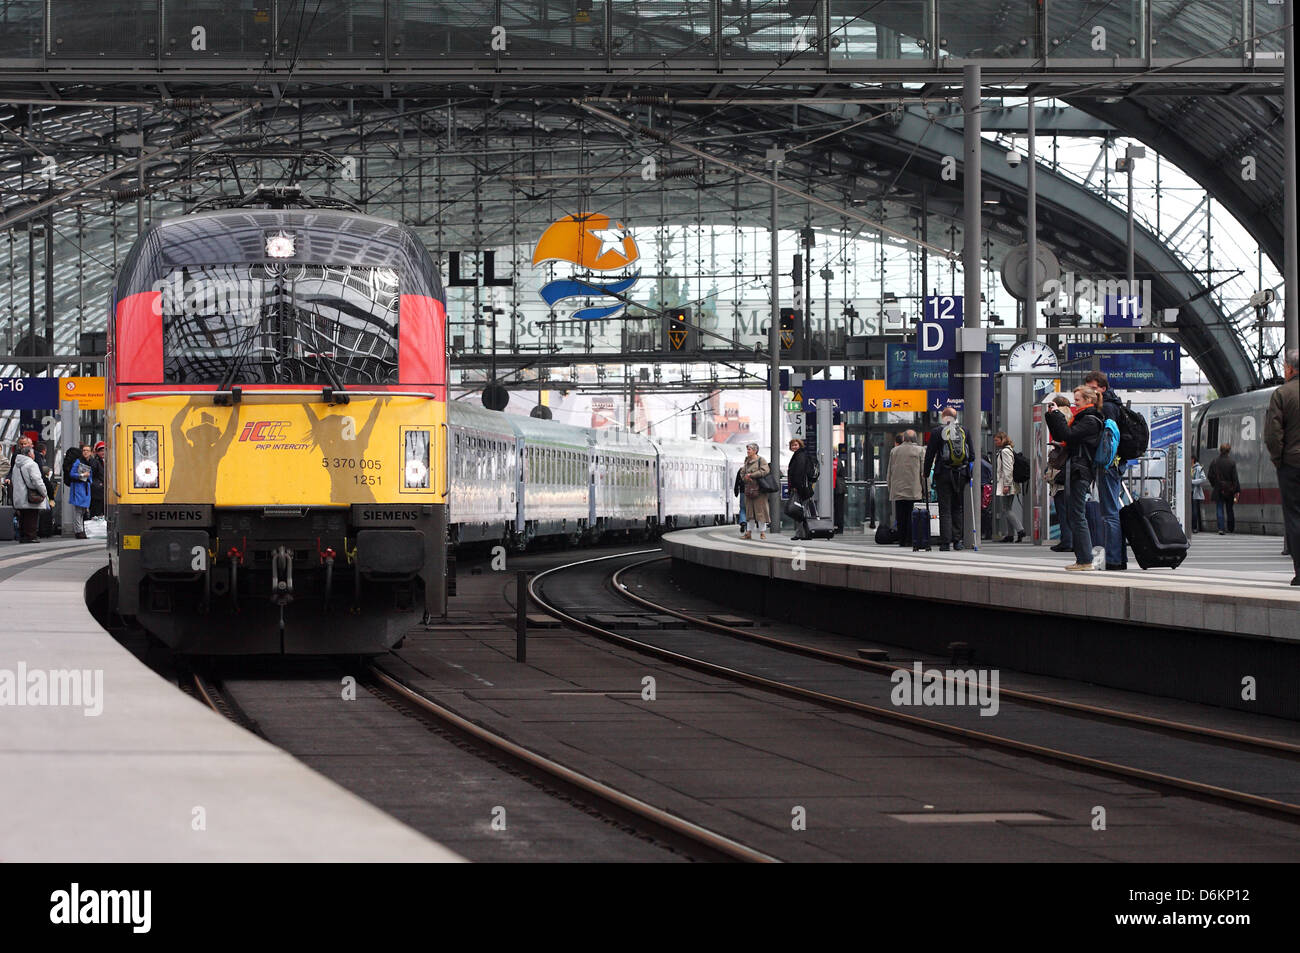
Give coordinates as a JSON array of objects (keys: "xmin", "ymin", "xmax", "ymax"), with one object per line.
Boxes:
[{"xmin": 125, "ymin": 389, "xmax": 435, "ymax": 400}]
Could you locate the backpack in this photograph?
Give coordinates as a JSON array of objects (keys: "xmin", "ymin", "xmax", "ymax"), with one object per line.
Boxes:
[
  {"xmin": 805, "ymin": 450, "xmax": 821, "ymax": 485},
  {"xmin": 1095, "ymin": 419, "xmax": 1120, "ymax": 468},
  {"xmin": 1115, "ymin": 402, "xmax": 1149, "ymax": 461},
  {"xmin": 1011, "ymin": 451, "xmax": 1030, "ymax": 484},
  {"xmin": 940, "ymin": 424, "xmax": 969, "ymax": 469}
]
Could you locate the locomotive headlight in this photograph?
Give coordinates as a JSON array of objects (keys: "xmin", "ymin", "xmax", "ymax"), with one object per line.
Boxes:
[
  {"xmin": 132, "ymin": 430, "xmax": 160, "ymax": 489},
  {"xmin": 404, "ymin": 430, "xmax": 430, "ymax": 488}
]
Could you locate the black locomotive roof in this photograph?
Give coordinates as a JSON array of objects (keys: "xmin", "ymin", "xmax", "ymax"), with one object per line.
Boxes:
[{"xmin": 115, "ymin": 208, "xmax": 442, "ymax": 300}]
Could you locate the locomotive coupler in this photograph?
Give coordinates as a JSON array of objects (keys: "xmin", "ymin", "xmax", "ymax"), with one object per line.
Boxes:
[{"xmin": 271, "ymin": 545, "xmax": 295, "ymax": 606}]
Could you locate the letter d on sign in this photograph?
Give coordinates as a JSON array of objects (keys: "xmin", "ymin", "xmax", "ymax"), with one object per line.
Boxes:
[{"xmin": 921, "ymin": 322, "xmax": 943, "ymax": 354}]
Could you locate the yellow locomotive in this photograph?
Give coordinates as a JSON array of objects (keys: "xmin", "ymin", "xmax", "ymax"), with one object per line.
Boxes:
[{"xmin": 107, "ymin": 192, "xmax": 448, "ymax": 653}]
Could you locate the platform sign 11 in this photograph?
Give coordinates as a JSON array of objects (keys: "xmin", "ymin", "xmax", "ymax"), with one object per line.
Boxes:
[
  {"xmin": 1103, "ymin": 295, "xmax": 1144, "ymax": 328},
  {"xmin": 0, "ymin": 377, "xmax": 59, "ymax": 410}
]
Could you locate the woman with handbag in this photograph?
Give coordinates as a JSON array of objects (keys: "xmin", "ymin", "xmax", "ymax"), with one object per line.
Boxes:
[
  {"xmin": 11, "ymin": 447, "xmax": 48, "ymax": 543},
  {"xmin": 738, "ymin": 442, "xmax": 772, "ymax": 540}
]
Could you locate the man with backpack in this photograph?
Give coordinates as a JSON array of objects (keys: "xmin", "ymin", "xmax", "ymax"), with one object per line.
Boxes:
[
  {"xmin": 923, "ymin": 405, "xmax": 972, "ymax": 552},
  {"xmin": 1084, "ymin": 370, "xmax": 1149, "ymax": 571}
]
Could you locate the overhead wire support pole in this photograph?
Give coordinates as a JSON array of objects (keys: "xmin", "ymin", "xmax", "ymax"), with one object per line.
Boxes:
[
  {"xmin": 768, "ymin": 147, "xmax": 784, "ymax": 535},
  {"xmin": 962, "ymin": 64, "xmax": 983, "ymax": 553},
  {"xmin": 1025, "ymin": 94, "xmax": 1042, "ymax": 545}
]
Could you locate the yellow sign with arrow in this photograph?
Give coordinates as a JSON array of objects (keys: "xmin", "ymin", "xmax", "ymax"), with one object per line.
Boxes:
[{"xmin": 862, "ymin": 379, "xmax": 928, "ymax": 413}]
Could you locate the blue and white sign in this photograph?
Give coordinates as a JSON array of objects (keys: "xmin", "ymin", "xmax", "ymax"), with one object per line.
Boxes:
[
  {"xmin": 1103, "ymin": 294, "xmax": 1145, "ymax": 328},
  {"xmin": 0, "ymin": 377, "xmax": 59, "ymax": 410},
  {"xmin": 801, "ymin": 380, "xmax": 864, "ymax": 412},
  {"xmin": 887, "ymin": 343, "xmax": 950, "ymax": 390},
  {"xmin": 940, "ymin": 343, "xmax": 999, "ymax": 413},
  {"xmin": 1149, "ymin": 411, "xmax": 1182, "ymax": 450},
  {"xmin": 1064, "ymin": 343, "xmax": 1180, "ymax": 389},
  {"xmin": 918, "ymin": 295, "xmax": 963, "ymax": 360}
]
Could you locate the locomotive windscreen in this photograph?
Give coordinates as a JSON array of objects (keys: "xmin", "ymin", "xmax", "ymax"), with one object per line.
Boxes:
[{"xmin": 160, "ymin": 263, "xmax": 400, "ymax": 385}]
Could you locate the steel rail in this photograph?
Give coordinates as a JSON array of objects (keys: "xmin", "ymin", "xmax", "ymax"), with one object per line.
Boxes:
[
  {"xmin": 366, "ymin": 661, "xmax": 778, "ymax": 863},
  {"xmin": 529, "ymin": 552, "xmax": 1300, "ymax": 824},
  {"xmin": 611, "ymin": 555, "xmax": 1300, "ymax": 760}
]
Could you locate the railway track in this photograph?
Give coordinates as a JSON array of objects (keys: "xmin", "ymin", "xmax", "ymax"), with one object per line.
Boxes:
[
  {"xmin": 364, "ymin": 661, "xmax": 777, "ymax": 863},
  {"xmin": 529, "ymin": 550, "xmax": 1300, "ymax": 825},
  {"xmin": 183, "ymin": 642, "xmax": 775, "ymax": 863}
]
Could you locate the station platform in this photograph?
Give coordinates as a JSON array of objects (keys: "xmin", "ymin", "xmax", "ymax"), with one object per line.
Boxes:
[
  {"xmin": 663, "ymin": 527, "xmax": 1300, "ymax": 719},
  {"xmin": 0, "ymin": 538, "xmax": 461, "ymax": 862}
]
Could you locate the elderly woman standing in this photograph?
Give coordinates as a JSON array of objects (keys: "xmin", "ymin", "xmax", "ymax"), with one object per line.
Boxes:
[
  {"xmin": 11, "ymin": 446, "xmax": 48, "ymax": 543},
  {"xmin": 738, "ymin": 442, "xmax": 771, "ymax": 540}
]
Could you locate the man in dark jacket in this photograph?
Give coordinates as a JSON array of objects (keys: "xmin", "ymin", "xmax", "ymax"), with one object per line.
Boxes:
[
  {"xmin": 1084, "ymin": 370, "xmax": 1128, "ymax": 570},
  {"xmin": 923, "ymin": 406, "xmax": 971, "ymax": 551},
  {"xmin": 1206, "ymin": 442, "xmax": 1241, "ymax": 535},
  {"xmin": 787, "ymin": 438, "xmax": 819, "ymax": 540},
  {"xmin": 1265, "ymin": 349, "xmax": 1300, "ymax": 584},
  {"xmin": 1047, "ymin": 385, "xmax": 1106, "ymax": 570},
  {"xmin": 89, "ymin": 441, "xmax": 106, "ymax": 518}
]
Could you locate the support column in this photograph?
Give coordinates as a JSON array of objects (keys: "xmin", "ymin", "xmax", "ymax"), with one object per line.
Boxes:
[
  {"xmin": 962, "ymin": 65, "xmax": 983, "ymax": 551},
  {"xmin": 768, "ymin": 149, "xmax": 785, "ymax": 529},
  {"xmin": 1025, "ymin": 96, "xmax": 1042, "ymax": 544}
]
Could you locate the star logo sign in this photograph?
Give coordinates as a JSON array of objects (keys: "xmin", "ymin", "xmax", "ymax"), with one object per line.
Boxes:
[{"xmin": 590, "ymin": 227, "xmax": 629, "ymax": 259}]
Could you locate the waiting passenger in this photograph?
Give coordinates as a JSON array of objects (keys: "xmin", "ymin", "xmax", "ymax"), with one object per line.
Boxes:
[
  {"xmin": 1189, "ymin": 455, "xmax": 1208, "ymax": 534},
  {"xmin": 993, "ymin": 431, "xmax": 1025, "ymax": 543},
  {"xmin": 738, "ymin": 442, "xmax": 771, "ymax": 540},
  {"xmin": 1047, "ymin": 394, "xmax": 1073, "ymax": 552},
  {"xmin": 68, "ymin": 444, "xmax": 94, "ymax": 540},
  {"xmin": 1084, "ymin": 370, "xmax": 1128, "ymax": 571},
  {"xmin": 887, "ymin": 431, "xmax": 925, "ymax": 547},
  {"xmin": 11, "ymin": 447, "xmax": 47, "ymax": 544},
  {"xmin": 1207, "ymin": 442, "xmax": 1240, "ymax": 535},
  {"xmin": 1046, "ymin": 386, "xmax": 1105, "ymax": 570},
  {"xmin": 733, "ymin": 464, "xmax": 748, "ymax": 537},
  {"xmin": 1265, "ymin": 349, "xmax": 1300, "ymax": 584},
  {"xmin": 923, "ymin": 406, "xmax": 972, "ymax": 551},
  {"xmin": 787, "ymin": 438, "xmax": 819, "ymax": 540}
]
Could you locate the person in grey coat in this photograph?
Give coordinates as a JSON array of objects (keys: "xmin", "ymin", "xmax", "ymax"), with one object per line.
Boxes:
[
  {"xmin": 887, "ymin": 430, "xmax": 926, "ymax": 546},
  {"xmin": 11, "ymin": 447, "xmax": 48, "ymax": 543}
]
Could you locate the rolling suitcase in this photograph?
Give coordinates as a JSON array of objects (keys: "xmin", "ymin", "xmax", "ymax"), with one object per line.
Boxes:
[
  {"xmin": 1120, "ymin": 487, "xmax": 1188, "ymax": 569},
  {"xmin": 911, "ymin": 503, "xmax": 933, "ymax": 551},
  {"xmin": 37, "ymin": 504, "xmax": 55, "ymax": 538},
  {"xmin": 0, "ymin": 505, "xmax": 14, "ymax": 541}
]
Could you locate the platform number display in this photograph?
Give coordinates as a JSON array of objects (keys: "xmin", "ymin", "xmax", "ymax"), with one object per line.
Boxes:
[{"xmin": 919, "ymin": 295, "xmax": 962, "ymax": 360}]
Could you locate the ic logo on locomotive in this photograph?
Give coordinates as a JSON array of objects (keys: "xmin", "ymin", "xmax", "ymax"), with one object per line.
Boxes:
[{"xmin": 238, "ymin": 420, "xmax": 291, "ymax": 442}]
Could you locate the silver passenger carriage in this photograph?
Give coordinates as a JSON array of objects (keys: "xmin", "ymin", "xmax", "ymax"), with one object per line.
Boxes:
[
  {"xmin": 591, "ymin": 426, "xmax": 658, "ymax": 535},
  {"xmin": 656, "ymin": 437, "xmax": 732, "ymax": 528},
  {"xmin": 511, "ymin": 413, "xmax": 593, "ymax": 542},
  {"xmin": 447, "ymin": 401, "xmax": 518, "ymax": 544}
]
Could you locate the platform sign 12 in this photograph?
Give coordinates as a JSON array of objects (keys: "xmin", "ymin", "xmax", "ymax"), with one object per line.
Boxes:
[{"xmin": 918, "ymin": 295, "xmax": 962, "ymax": 360}]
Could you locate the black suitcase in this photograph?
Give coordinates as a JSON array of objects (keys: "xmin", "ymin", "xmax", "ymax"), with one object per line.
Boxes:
[
  {"xmin": 911, "ymin": 503, "xmax": 933, "ymax": 551},
  {"xmin": 1120, "ymin": 493, "xmax": 1188, "ymax": 569},
  {"xmin": 38, "ymin": 505, "xmax": 55, "ymax": 538},
  {"xmin": 803, "ymin": 517, "xmax": 836, "ymax": 540},
  {"xmin": 0, "ymin": 505, "xmax": 13, "ymax": 541}
]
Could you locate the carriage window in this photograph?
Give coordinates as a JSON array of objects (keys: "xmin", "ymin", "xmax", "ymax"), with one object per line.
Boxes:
[{"xmin": 1207, "ymin": 417, "xmax": 1220, "ymax": 449}]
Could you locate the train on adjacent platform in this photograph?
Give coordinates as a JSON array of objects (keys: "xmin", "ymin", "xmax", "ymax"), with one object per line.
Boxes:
[
  {"xmin": 106, "ymin": 193, "xmax": 740, "ymax": 655},
  {"xmin": 1190, "ymin": 383, "xmax": 1296, "ymax": 536}
]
